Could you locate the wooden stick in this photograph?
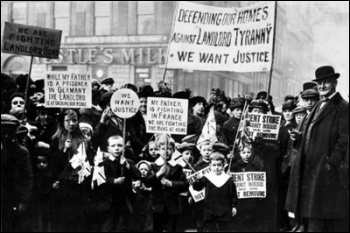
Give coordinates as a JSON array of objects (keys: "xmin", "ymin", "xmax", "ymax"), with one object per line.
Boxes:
[
  {"xmin": 22, "ymin": 56, "xmax": 34, "ymax": 123},
  {"xmin": 267, "ymin": 1, "xmax": 278, "ymax": 100}
]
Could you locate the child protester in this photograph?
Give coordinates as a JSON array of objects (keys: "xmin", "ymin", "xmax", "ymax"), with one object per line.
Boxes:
[
  {"xmin": 131, "ymin": 161, "xmax": 154, "ymax": 232},
  {"xmin": 145, "ymin": 135, "xmax": 189, "ymax": 232},
  {"xmin": 104, "ymin": 135, "xmax": 141, "ymax": 232},
  {"xmin": 230, "ymin": 143, "xmax": 261, "ymax": 232},
  {"xmin": 193, "ymin": 152, "xmax": 238, "ymax": 232},
  {"xmin": 140, "ymin": 140, "xmax": 160, "ymax": 163},
  {"xmin": 177, "ymin": 142, "xmax": 200, "ymax": 232}
]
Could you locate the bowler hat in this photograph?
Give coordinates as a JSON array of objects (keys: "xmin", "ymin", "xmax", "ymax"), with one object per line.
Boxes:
[
  {"xmin": 101, "ymin": 77, "xmax": 114, "ymax": 85},
  {"xmin": 301, "ymin": 89, "xmax": 319, "ymax": 99},
  {"xmin": 303, "ymin": 82, "xmax": 317, "ymax": 91},
  {"xmin": 312, "ymin": 66, "xmax": 340, "ymax": 82}
]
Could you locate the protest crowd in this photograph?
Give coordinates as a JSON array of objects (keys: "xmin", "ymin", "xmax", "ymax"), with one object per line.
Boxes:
[{"xmin": 1, "ymin": 65, "xmax": 349, "ymax": 232}]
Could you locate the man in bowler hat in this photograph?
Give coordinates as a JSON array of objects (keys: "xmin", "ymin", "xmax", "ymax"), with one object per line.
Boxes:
[{"xmin": 286, "ymin": 66, "xmax": 349, "ymax": 232}]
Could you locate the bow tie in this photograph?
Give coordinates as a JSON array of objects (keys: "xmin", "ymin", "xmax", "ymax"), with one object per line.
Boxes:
[{"xmin": 320, "ymin": 98, "xmax": 329, "ymax": 103}]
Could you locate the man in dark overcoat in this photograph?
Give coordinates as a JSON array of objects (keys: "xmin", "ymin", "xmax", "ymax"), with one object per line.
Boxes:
[{"xmin": 286, "ymin": 66, "xmax": 349, "ymax": 232}]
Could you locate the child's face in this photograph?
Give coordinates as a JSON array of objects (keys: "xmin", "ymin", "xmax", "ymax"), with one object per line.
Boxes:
[
  {"xmin": 108, "ymin": 138, "xmax": 124, "ymax": 158},
  {"xmin": 210, "ymin": 160, "xmax": 224, "ymax": 175},
  {"xmin": 148, "ymin": 142, "xmax": 159, "ymax": 158},
  {"xmin": 240, "ymin": 147, "xmax": 252, "ymax": 163},
  {"xmin": 139, "ymin": 163, "xmax": 150, "ymax": 178},
  {"xmin": 182, "ymin": 150, "xmax": 194, "ymax": 164},
  {"xmin": 159, "ymin": 144, "xmax": 174, "ymax": 160},
  {"xmin": 82, "ymin": 129, "xmax": 92, "ymax": 142},
  {"xmin": 200, "ymin": 144, "xmax": 212, "ymax": 161},
  {"xmin": 36, "ymin": 156, "xmax": 48, "ymax": 170},
  {"xmin": 64, "ymin": 113, "xmax": 78, "ymax": 132}
]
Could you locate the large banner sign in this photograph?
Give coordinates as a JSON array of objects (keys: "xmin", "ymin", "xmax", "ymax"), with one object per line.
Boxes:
[
  {"xmin": 146, "ymin": 97, "xmax": 188, "ymax": 135},
  {"xmin": 45, "ymin": 72, "xmax": 92, "ymax": 109},
  {"xmin": 167, "ymin": 1, "xmax": 275, "ymax": 72},
  {"xmin": 2, "ymin": 22, "xmax": 62, "ymax": 59},
  {"xmin": 246, "ymin": 113, "xmax": 281, "ymax": 140},
  {"xmin": 232, "ymin": 172, "xmax": 267, "ymax": 199}
]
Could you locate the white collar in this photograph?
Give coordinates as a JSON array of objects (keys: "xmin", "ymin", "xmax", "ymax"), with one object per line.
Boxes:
[
  {"xmin": 322, "ymin": 91, "xmax": 338, "ymax": 101},
  {"xmin": 205, "ymin": 172, "xmax": 231, "ymax": 188}
]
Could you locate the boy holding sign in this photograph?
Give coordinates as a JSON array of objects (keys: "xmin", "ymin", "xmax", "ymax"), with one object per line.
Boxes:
[
  {"xmin": 230, "ymin": 143, "xmax": 262, "ymax": 232},
  {"xmin": 193, "ymin": 152, "xmax": 238, "ymax": 232}
]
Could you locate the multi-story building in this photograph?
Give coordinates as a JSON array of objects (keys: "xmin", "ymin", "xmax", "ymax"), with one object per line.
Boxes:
[{"xmin": 1, "ymin": 1, "xmax": 315, "ymax": 106}]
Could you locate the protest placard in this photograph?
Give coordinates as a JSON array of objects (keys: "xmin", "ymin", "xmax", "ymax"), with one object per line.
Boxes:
[
  {"xmin": 167, "ymin": 1, "xmax": 275, "ymax": 72},
  {"xmin": 245, "ymin": 113, "xmax": 281, "ymax": 140},
  {"xmin": 110, "ymin": 89, "xmax": 140, "ymax": 119},
  {"xmin": 146, "ymin": 97, "xmax": 188, "ymax": 135},
  {"xmin": 231, "ymin": 172, "xmax": 267, "ymax": 199},
  {"xmin": 45, "ymin": 72, "xmax": 92, "ymax": 109},
  {"xmin": 187, "ymin": 166, "xmax": 211, "ymax": 203},
  {"xmin": 2, "ymin": 22, "xmax": 62, "ymax": 59}
]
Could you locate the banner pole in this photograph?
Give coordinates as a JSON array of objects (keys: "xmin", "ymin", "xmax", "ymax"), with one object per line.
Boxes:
[
  {"xmin": 22, "ymin": 56, "xmax": 34, "ymax": 123},
  {"xmin": 162, "ymin": 1, "xmax": 180, "ymax": 82},
  {"xmin": 267, "ymin": 1, "xmax": 278, "ymax": 100}
]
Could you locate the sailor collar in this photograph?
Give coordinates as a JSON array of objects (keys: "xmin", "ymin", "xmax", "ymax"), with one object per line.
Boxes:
[{"xmin": 205, "ymin": 172, "xmax": 231, "ymax": 188}]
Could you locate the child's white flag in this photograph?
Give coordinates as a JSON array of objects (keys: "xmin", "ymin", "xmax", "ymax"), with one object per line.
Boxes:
[
  {"xmin": 197, "ymin": 106, "xmax": 217, "ymax": 148},
  {"xmin": 91, "ymin": 147, "xmax": 106, "ymax": 189},
  {"xmin": 70, "ymin": 142, "xmax": 87, "ymax": 169}
]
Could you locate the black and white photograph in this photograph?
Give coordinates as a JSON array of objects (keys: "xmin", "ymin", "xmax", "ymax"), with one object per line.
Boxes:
[{"xmin": 1, "ymin": 1, "xmax": 349, "ymax": 232}]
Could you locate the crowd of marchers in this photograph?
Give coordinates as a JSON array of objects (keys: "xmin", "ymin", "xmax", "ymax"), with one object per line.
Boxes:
[{"xmin": 1, "ymin": 65, "xmax": 348, "ymax": 232}]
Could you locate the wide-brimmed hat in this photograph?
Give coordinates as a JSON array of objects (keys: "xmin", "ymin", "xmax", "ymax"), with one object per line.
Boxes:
[
  {"xmin": 282, "ymin": 100, "xmax": 296, "ymax": 111},
  {"xmin": 101, "ymin": 77, "xmax": 114, "ymax": 85},
  {"xmin": 190, "ymin": 96, "xmax": 207, "ymax": 109},
  {"xmin": 138, "ymin": 85, "xmax": 154, "ymax": 98},
  {"xmin": 229, "ymin": 97, "xmax": 245, "ymax": 110},
  {"xmin": 1, "ymin": 114, "xmax": 20, "ymax": 127},
  {"xmin": 249, "ymin": 100, "xmax": 269, "ymax": 113},
  {"xmin": 312, "ymin": 66, "xmax": 340, "ymax": 82}
]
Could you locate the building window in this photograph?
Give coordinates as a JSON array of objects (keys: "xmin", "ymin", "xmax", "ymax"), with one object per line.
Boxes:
[
  {"xmin": 12, "ymin": 2, "xmax": 27, "ymax": 24},
  {"xmin": 94, "ymin": 1, "xmax": 111, "ymax": 36},
  {"xmin": 137, "ymin": 1, "xmax": 155, "ymax": 35},
  {"xmin": 54, "ymin": 2, "xmax": 70, "ymax": 39},
  {"xmin": 34, "ymin": 2, "xmax": 49, "ymax": 27}
]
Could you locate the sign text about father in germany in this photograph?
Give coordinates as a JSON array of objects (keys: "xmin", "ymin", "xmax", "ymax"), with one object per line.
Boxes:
[
  {"xmin": 232, "ymin": 172, "xmax": 267, "ymax": 199},
  {"xmin": 167, "ymin": 1, "xmax": 275, "ymax": 72},
  {"xmin": 45, "ymin": 72, "xmax": 91, "ymax": 109},
  {"xmin": 2, "ymin": 22, "xmax": 62, "ymax": 59},
  {"xmin": 146, "ymin": 97, "xmax": 188, "ymax": 135}
]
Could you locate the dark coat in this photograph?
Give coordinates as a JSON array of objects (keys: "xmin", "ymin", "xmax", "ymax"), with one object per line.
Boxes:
[
  {"xmin": 193, "ymin": 175, "xmax": 238, "ymax": 222},
  {"xmin": 223, "ymin": 117, "xmax": 241, "ymax": 149},
  {"xmin": 145, "ymin": 163, "xmax": 189, "ymax": 215},
  {"xmin": 1, "ymin": 141, "xmax": 33, "ymax": 217},
  {"xmin": 104, "ymin": 158, "xmax": 141, "ymax": 214},
  {"xmin": 286, "ymin": 93, "xmax": 349, "ymax": 219}
]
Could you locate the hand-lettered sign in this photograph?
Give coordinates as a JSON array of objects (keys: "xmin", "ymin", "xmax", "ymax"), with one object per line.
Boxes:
[
  {"xmin": 111, "ymin": 89, "xmax": 140, "ymax": 119},
  {"xmin": 2, "ymin": 22, "xmax": 62, "ymax": 59}
]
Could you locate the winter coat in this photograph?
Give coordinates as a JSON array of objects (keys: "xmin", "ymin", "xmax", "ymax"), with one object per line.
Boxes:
[{"xmin": 286, "ymin": 93, "xmax": 349, "ymax": 219}]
